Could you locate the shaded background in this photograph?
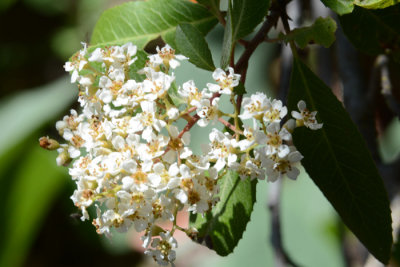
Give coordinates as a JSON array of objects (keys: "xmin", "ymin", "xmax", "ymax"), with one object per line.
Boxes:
[{"xmin": 0, "ymin": 0, "xmax": 399, "ymax": 266}]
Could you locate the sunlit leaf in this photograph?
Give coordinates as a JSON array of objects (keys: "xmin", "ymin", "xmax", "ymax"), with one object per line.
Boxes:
[
  {"xmin": 176, "ymin": 23, "xmax": 215, "ymax": 71},
  {"xmin": 287, "ymin": 58, "xmax": 392, "ymax": 264},
  {"xmin": 91, "ymin": 0, "xmax": 218, "ymax": 49},
  {"xmin": 280, "ymin": 17, "xmax": 337, "ymax": 49},
  {"xmin": 321, "ymin": 0, "xmax": 399, "ymax": 14},
  {"xmin": 320, "ymin": 0, "xmax": 354, "ymax": 15},
  {"xmin": 190, "ymin": 171, "xmax": 257, "ymax": 256},
  {"xmin": 355, "ymin": 0, "xmax": 400, "ymax": 9}
]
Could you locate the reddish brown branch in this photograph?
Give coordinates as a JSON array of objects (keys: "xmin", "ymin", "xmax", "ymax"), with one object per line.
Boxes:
[
  {"xmin": 178, "ymin": 114, "xmax": 200, "ymax": 139},
  {"xmin": 218, "ymin": 117, "xmax": 243, "ymax": 134}
]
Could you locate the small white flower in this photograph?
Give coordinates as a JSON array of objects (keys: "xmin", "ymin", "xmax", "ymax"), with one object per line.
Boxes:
[
  {"xmin": 265, "ymin": 122, "xmax": 292, "ymax": 158},
  {"xmin": 178, "ymin": 80, "xmax": 210, "ymax": 107},
  {"xmin": 262, "ymin": 147, "xmax": 303, "ymax": 182},
  {"xmin": 263, "ymin": 99, "xmax": 287, "ymax": 124},
  {"xmin": 291, "ymin": 100, "xmax": 323, "ymax": 130},
  {"xmin": 206, "ymin": 128, "xmax": 237, "ymax": 171},
  {"xmin": 148, "ymin": 44, "xmax": 187, "ymax": 70},
  {"xmin": 129, "ymin": 101, "xmax": 166, "ymax": 138},
  {"xmin": 197, "ymin": 97, "xmax": 220, "ymax": 127},
  {"xmin": 207, "ymin": 67, "xmax": 240, "ymax": 95},
  {"xmin": 231, "ymin": 154, "xmax": 265, "ymax": 180},
  {"xmin": 64, "ymin": 43, "xmax": 88, "ymax": 83},
  {"xmin": 239, "ymin": 92, "xmax": 269, "ymax": 120},
  {"xmin": 142, "ymin": 69, "xmax": 174, "ymax": 100},
  {"xmin": 145, "ymin": 231, "xmax": 178, "ymax": 266}
]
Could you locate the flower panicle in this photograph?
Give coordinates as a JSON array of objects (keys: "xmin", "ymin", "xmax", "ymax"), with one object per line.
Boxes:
[{"xmin": 41, "ymin": 42, "xmax": 322, "ymax": 266}]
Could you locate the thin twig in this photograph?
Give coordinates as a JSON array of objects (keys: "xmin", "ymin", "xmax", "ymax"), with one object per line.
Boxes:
[
  {"xmin": 234, "ymin": 8, "xmax": 281, "ymax": 74},
  {"xmin": 218, "ymin": 117, "xmax": 243, "ymax": 134},
  {"xmin": 233, "ymin": 1, "xmax": 283, "ymax": 113},
  {"xmin": 178, "ymin": 114, "xmax": 199, "ymax": 139}
]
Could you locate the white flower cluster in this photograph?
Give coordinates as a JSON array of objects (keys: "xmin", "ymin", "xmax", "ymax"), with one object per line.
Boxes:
[{"xmin": 43, "ymin": 42, "xmax": 322, "ymax": 266}]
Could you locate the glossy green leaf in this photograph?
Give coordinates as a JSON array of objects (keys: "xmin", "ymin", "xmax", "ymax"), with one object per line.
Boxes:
[
  {"xmin": 340, "ymin": 4, "xmax": 400, "ymax": 63},
  {"xmin": 287, "ymin": 58, "xmax": 392, "ymax": 264},
  {"xmin": 176, "ymin": 23, "xmax": 215, "ymax": 71},
  {"xmin": 355, "ymin": 0, "xmax": 400, "ymax": 9},
  {"xmin": 220, "ymin": 0, "xmax": 270, "ymax": 68},
  {"xmin": 280, "ymin": 17, "xmax": 337, "ymax": 49},
  {"xmin": 0, "ymin": 145, "xmax": 68, "ymax": 267},
  {"xmin": 190, "ymin": 171, "xmax": 257, "ymax": 256},
  {"xmin": 91, "ymin": 0, "xmax": 218, "ymax": 49}
]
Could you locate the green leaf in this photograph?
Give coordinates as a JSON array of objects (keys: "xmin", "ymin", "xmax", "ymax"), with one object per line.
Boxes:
[
  {"xmin": 221, "ymin": 2, "xmax": 234, "ymax": 69},
  {"xmin": 190, "ymin": 171, "xmax": 257, "ymax": 256},
  {"xmin": 197, "ymin": 0, "xmax": 221, "ymax": 18},
  {"xmin": 280, "ymin": 17, "xmax": 337, "ymax": 49},
  {"xmin": 321, "ymin": 0, "xmax": 400, "ymax": 14},
  {"xmin": 0, "ymin": 145, "xmax": 68, "ymax": 267},
  {"xmin": 176, "ymin": 23, "xmax": 215, "ymax": 71},
  {"xmin": 287, "ymin": 58, "xmax": 392, "ymax": 264},
  {"xmin": 220, "ymin": 0, "xmax": 270, "ymax": 68},
  {"xmin": 320, "ymin": 0, "xmax": 354, "ymax": 15},
  {"xmin": 90, "ymin": 0, "xmax": 218, "ymax": 49},
  {"xmin": 168, "ymin": 82, "xmax": 186, "ymax": 107},
  {"xmin": 354, "ymin": 0, "xmax": 400, "ymax": 9},
  {"xmin": 339, "ymin": 4, "xmax": 400, "ymax": 63}
]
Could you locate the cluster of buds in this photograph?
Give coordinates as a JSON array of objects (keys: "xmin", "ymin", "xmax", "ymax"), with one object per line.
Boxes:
[{"xmin": 42, "ymin": 42, "xmax": 322, "ymax": 266}]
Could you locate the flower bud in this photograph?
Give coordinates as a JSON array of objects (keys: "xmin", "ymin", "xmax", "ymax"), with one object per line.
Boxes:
[{"xmin": 39, "ymin": 136, "xmax": 60, "ymax": 150}]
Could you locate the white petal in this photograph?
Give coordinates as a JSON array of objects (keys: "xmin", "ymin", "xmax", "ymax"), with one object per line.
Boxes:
[
  {"xmin": 207, "ymin": 83, "xmax": 220, "ymax": 93},
  {"xmin": 287, "ymin": 167, "xmax": 300, "ymax": 180},
  {"xmin": 180, "ymin": 147, "xmax": 192, "ymax": 159},
  {"xmin": 175, "ymin": 189, "xmax": 188, "ymax": 204},
  {"xmin": 167, "ymin": 107, "xmax": 179, "ymax": 120},
  {"xmin": 182, "ymin": 132, "xmax": 190, "ymax": 145},
  {"xmin": 288, "ymin": 151, "xmax": 303, "ymax": 162},
  {"xmin": 169, "ymin": 125, "xmax": 179, "ymax": 138},
  {"xmin": 214, "ymin": 158, "xmax": 226, "ymax": 171},
  {"xmin": 278, "ymin": 145, "xmax": 290, "ymax": 158},
  {"xmin": 122, "ymin": 176, "xmax": 134, "ymax": 190},
  {"xmin": 163, "ymin": 150, "xmax": 176, "ymax": 164},
  {"xmin": 148, "ymin": 173, "xmax": 161, "ymax": 187},
  {"xmin": 122, "ymin": 160, "xmax": 137, "ymax": 173},
  {"xmin": 298, "ymin": 100, "xmax": 306, "ymax": 111},
  {"xmin": 291, "ymin": 111, "xmax": 302, "ymax": 120}
]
